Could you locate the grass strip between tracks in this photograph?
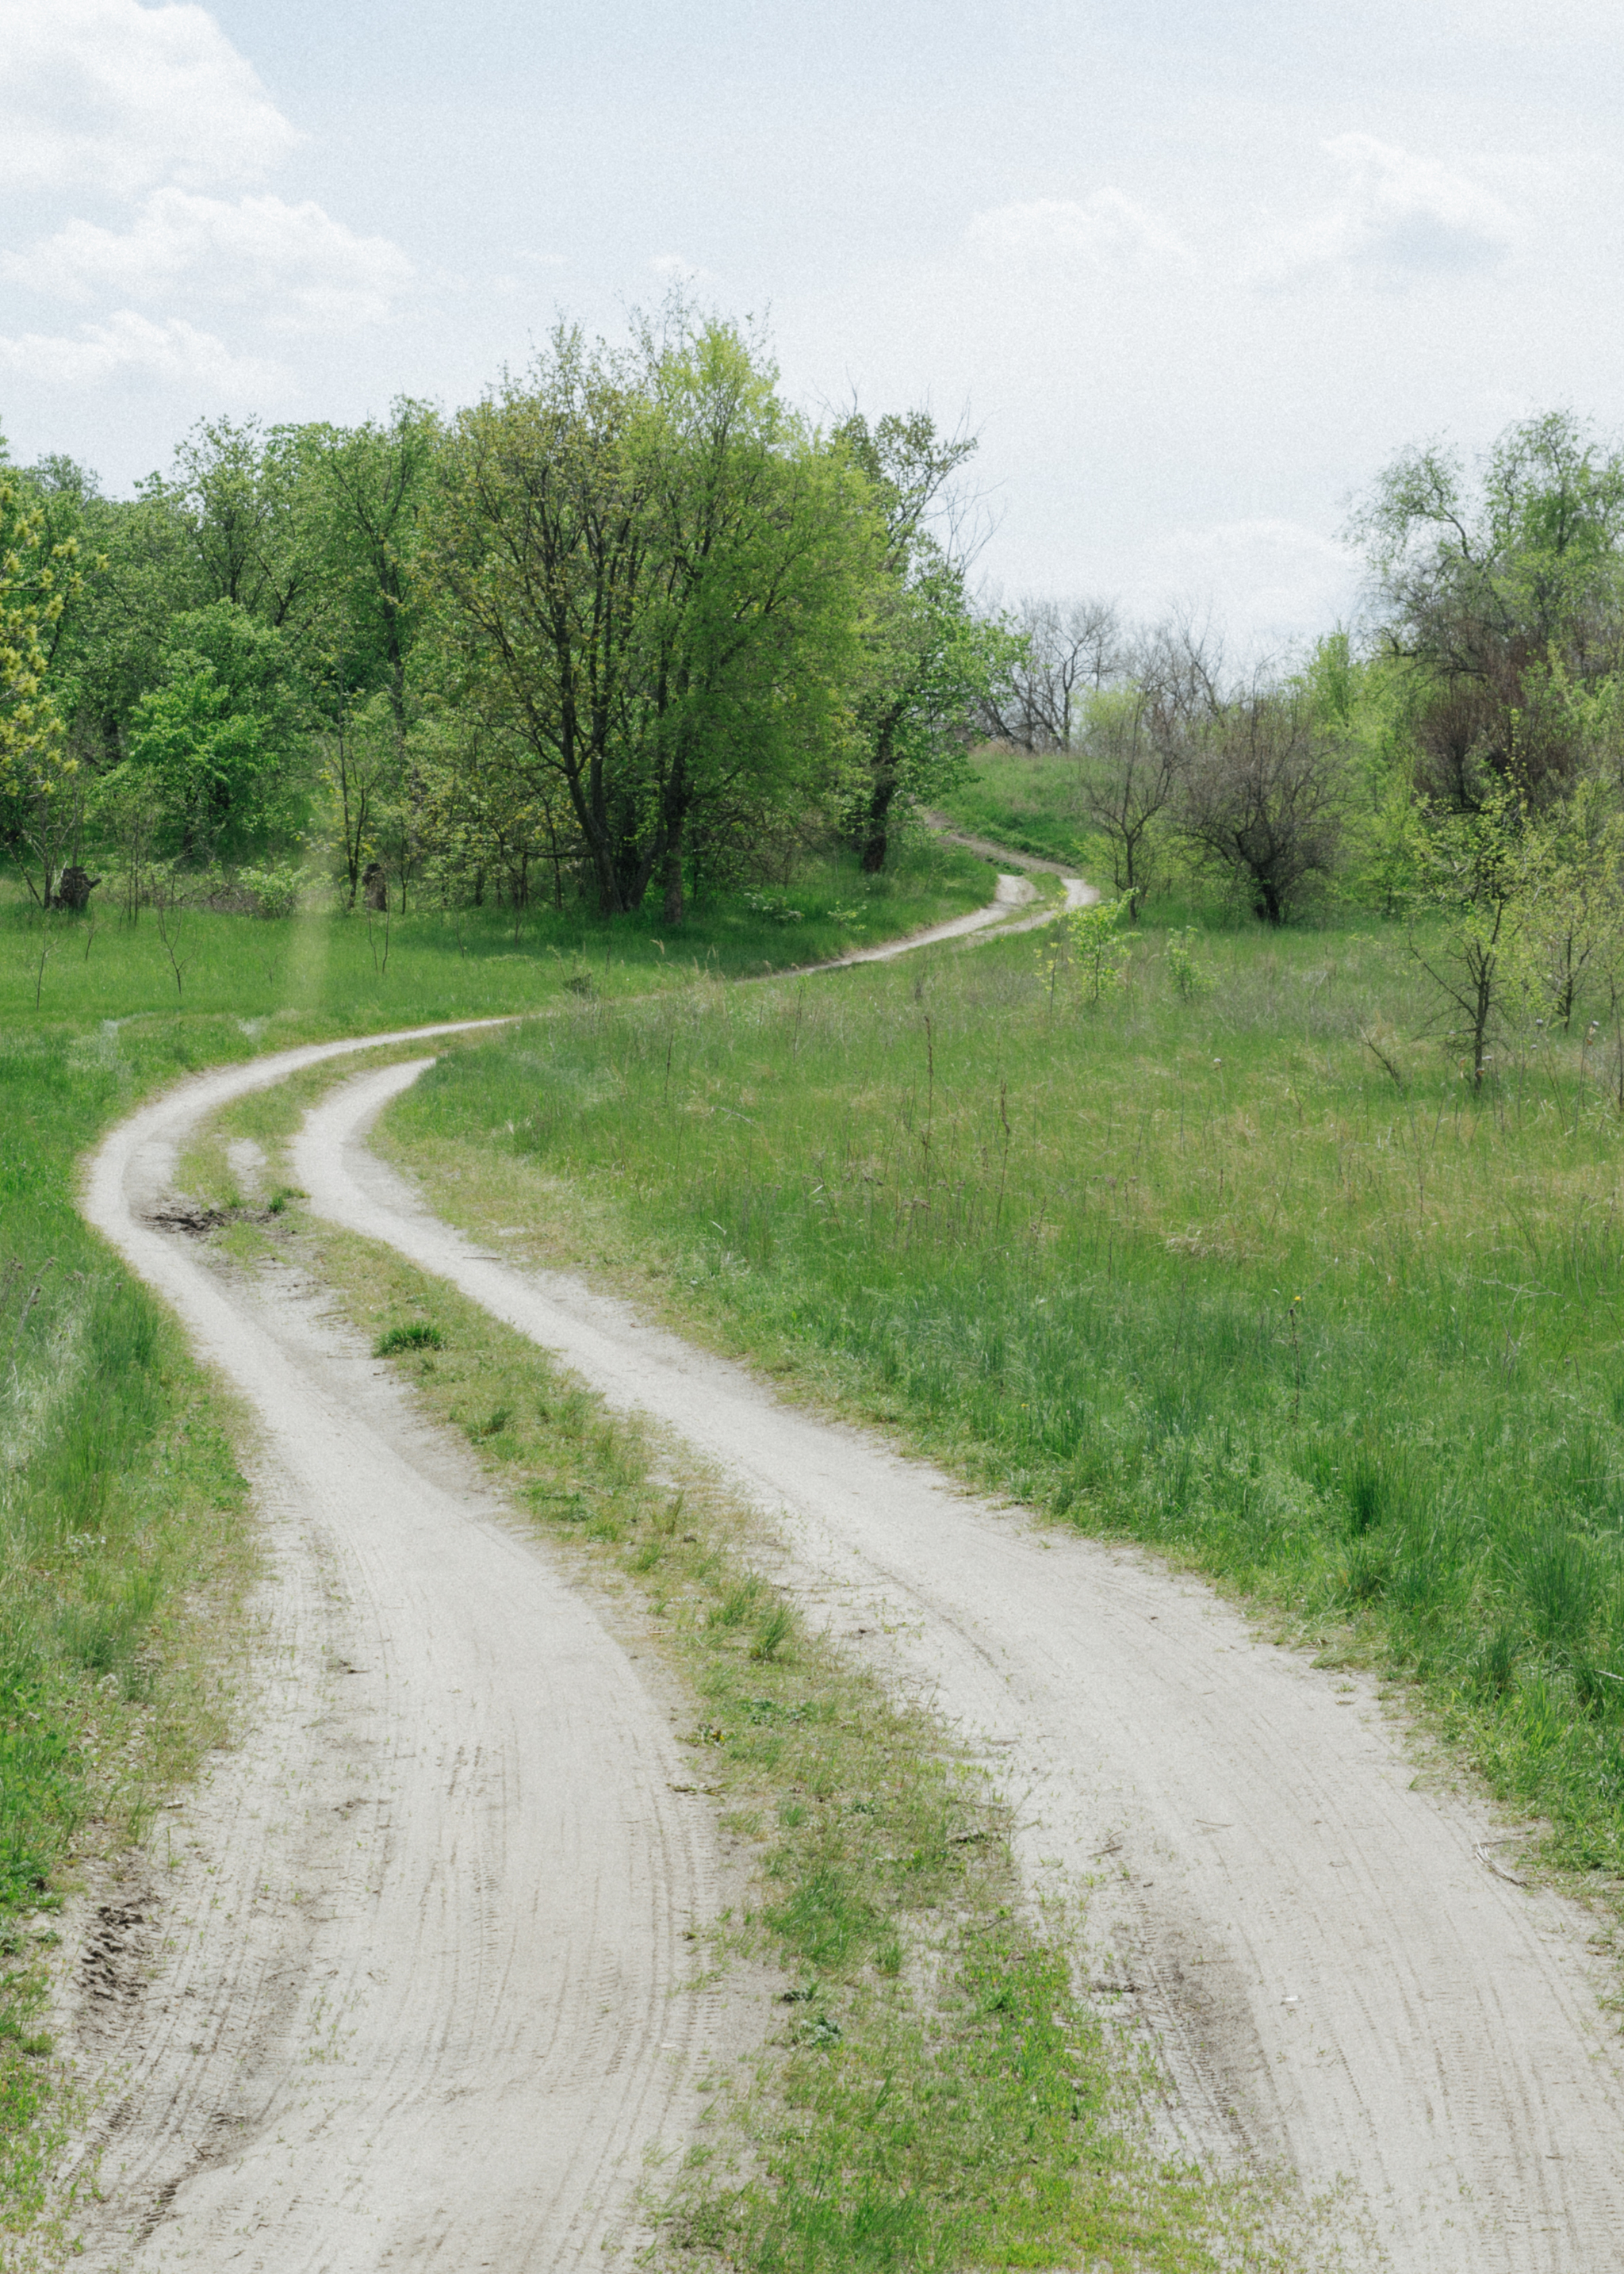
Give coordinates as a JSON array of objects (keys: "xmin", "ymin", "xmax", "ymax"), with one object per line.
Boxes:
[{"xmin": 242, "ymin": 1197, "xmax": 1323, "ymax": 2273}]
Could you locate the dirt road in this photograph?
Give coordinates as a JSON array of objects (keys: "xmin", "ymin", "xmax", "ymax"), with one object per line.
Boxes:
[
  {"xmin": 67, "ymin": 847, "xmax": 1624, "ymax": 2269},
  {"xmin": 75, "ymin": 1032, "xmax": 747, "ymax": 2271},
  {"xmin": 822, "ymin": 867, "xmax": 1095, "ymax": 965},
  {"xmin": 57, "ymin": 866, "xmax": 1094, "ymax": 2265},
  {"xmin": 288, "ymin": 1053, "xmax": 1624, "ymax": 2274}
]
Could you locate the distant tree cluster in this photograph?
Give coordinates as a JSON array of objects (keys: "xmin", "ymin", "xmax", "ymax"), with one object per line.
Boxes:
[
  {"xmin": 974, "ymin": 409, "xmax": 1624, "ymax": 1079},
  {"xmin": 0, "ymin": 304, "xmax": 1012, "ymax": 924}
]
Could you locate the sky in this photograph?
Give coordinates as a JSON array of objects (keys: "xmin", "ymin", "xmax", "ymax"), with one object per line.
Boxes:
[{"xmin": 2, "ymin": 0, "xmax": 1622, "ymax": 658}]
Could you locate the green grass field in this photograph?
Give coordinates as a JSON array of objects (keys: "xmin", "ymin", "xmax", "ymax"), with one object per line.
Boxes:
[
  {"xmin": 0, "ymin": 838, "xmax": 989, "ymax": 2243},
  {"xmin": 377, "ymin": 897, "xmax": 1624, "ymax": 1895},
  {"xmin": 938, "ymin": 743, "xmax": 1098, "ymax": 866}
]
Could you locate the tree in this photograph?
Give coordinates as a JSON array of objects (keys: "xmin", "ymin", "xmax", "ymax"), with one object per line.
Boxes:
[
  {"xmin": 426, "ymin": 326, "xmax": 662, "ymax": 915},
  {"xmin": 304, "ymin": 401, "xmax": 439, "ymax": 734},
  {"xmin": 1406, "ymin": 788, "xmax": 1534, "ymax": 1088},
  {"xmin": 1074, "ymin": 685, "xmax": 1185, "ymax": 917},
  {"xmin": 122, "ymin": 604, "xmax": 302, "ymax": 861},
  {"xmin": 1516, "ymin": 781, "xmax": 1624, "ymax": 1031},
  {"xmin": 635, "ymin": 312, "xmax": 872, "ymax": 922},
  {"xmin": 151, "ymin": 415, "xmax": 316, "ymax": 628},
  {"xmin": 836, "ymin": 409, "xmax": 1017, "ymax": 872},
  {"xmin": 1178, "ymin": 687, "xmax": 1344, "ymax": 924},
  {"xmin": 1352, "ymin": 412, "xmax": 1624, "ymax": 812},
  {"xmin": 426, "ymin": 312, "xmax": 873, "ymax": 918},
  {"xmin": 0, "ymin": 468, "xmax": 85, "ymax": 906},
  {"xmin": 979, "ymin": 594, "xmax": 1124, "ymax": 749},
  {"xmin": 316, "ymin": 688, "xmax": 403, "ymax": 909}
]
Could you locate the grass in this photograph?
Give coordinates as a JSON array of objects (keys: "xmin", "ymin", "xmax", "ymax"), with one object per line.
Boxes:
[
  {"xmin": 0, "ymin": 842, "xmax": 990, "ymax": 1030},
  {"xmin": 939, "ymin": 746, "xmax": 1101, "ymax": 869},
  {"xmin": 372, "ymin": 904, "xmax": 1624, "ymax": 1896},
  {"xmin": 256, "ymin": 1208, "xmax": 1333, "ymax": 2273},
  {"xmin": 0, "ymin": 837, "xmax": 990, "ymax": 2257}
]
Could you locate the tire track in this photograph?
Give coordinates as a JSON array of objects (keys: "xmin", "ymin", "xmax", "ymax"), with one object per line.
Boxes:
[{"xmin": 72, "ymin": 1037, "xmax": 743, "ymax": 2271}]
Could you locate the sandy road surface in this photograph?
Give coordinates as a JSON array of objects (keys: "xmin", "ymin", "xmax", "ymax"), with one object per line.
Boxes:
[
  {"xmin": 75, "ymin": 1030, "xmax": 746, "ymax": 2271},
  {"xmin": 818, "ymin": 866, "xmax": 1095, "ymax": 966},
  {"xmin": 291, "ymin": 1056, "xmax": 1624, "ymax": 2274},
  {"xmin": 55, "ymin": 866, "xmax": 1093, "ymax": 2266}
]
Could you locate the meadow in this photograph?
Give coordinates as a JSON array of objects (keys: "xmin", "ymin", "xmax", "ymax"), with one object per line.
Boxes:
[
  {"xmin": 378, "ymin": 892, "xmax": 1624, "ymax": 1889},
  {"xmin": 937, "ymin": 742, "xmax": 1097, "ymax": 865},
  {"xmin": 0, "ymin": 838, "xmax": 988, "ymax": 2238}
]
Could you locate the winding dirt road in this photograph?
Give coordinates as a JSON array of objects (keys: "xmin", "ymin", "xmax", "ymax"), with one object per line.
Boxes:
[
  {"xmin": 67, "ymin": 869, "xmax": 1624, "ymax": 2270},
  {"xmin": 75, "ymin": 1030, "xmax": 749, "ymax": 2272}
]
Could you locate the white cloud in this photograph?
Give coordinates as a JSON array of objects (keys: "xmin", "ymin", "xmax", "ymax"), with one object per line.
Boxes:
[
  {"xmin": 0, "ymin": 309, "xmax": 281, "ymax": 393},
  {"xmin": 1253, "ymin": 134, "xmax": 1519, "ymax": 286},
  {"xmin": 1122, "ymin": 519, "xmax": 1358, "ymax": 654},
  {"xmin": 0, "ymin": 0, "xmax": 298, "ymax": 194},
  {"xmin": 5, "ymin": 190, "xmax": 414, "ymax": 331},
  {"xmin": 966, "ymin": 192, "xmax": 1191, "ymax": 274}
]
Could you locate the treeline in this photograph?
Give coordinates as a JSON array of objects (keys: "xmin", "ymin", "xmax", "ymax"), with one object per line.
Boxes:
[
  {"xmin": 978, "ymin": 413, "xmax": 1624, "ymax": 1078},
  {"xmin": 0, "ymin": 306, "xmax": 1014, "ymax": 925}
]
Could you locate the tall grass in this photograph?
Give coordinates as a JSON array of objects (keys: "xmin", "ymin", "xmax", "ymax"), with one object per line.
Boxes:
[{"xmin": 385, "ymin": 912, "xmax": 1624, "ymax": 1877}]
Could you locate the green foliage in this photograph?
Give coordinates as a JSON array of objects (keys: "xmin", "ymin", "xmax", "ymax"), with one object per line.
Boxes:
[
  {"xmin": 833, "ymin": 412, "xmax": 1021, "ymax": 874},
  {"xmin": 1163, "ymin": 925, "xmax": 1210, "ymax": 999},
  {"xmin": 373, "ymin": 1321, "xmax": 445, "ymax": 1355},
  {"xmin": 422, "ymin": 309, "xmax": 876, "ymax": 922},
  {"xmin": 1038, "ymin": 893, "xmax": 1132, "ymax": 1007},
  {"xmin": 0, "ymin": 472, "xmax": 83, "ymax": 905}
]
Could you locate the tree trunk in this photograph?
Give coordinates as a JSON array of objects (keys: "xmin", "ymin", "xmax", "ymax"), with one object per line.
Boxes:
[
  {"xmin": 860, "ymin": 771, "xmax": 894, "ymax": 874},
  {"xmin": 662, "ymin": 832, "xmax": 685, "ymax": 926},
  {"xmin": 661, "ymin": 754, "xmax": 688, "ymax": 925},
  {"xmin": 860, "ymin": 716, "xmax": 901, "ymax": 874}
]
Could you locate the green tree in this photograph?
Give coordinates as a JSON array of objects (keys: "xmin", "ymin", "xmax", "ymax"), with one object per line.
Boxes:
[
  {"xmin": 120, "ymin": 604, "xmax": 303, "ymax": 861},
  {"xmin": 151, "ymin": 415, "xmax": 316, "ymax": 627},
  {"xmin": 834, "ymin": 412, "xmax": 1016, "ymax": 872},
  {"xmin": 1407, "ymin": 788, "xmax": 1537, "ymax": 1088},
  {"xmin": 0, "ymin": 466, "xmax": 85, "ymax": 905},
  {"xmin": 636, "ymin": 313, "xmax": 871, "ymax": 921},
  {"xmin": 1352, "ymin": 411, "xmax": 1624, "ymax": 812},
  {"xmin": 304, "ymin": 401, "xmax": 439, "ymax": 733},
  {"xmin": 425, "ymin": 311, "xmax": 873, "ymax": 918}
]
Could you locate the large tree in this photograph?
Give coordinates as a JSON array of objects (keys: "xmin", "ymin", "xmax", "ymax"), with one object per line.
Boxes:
[
  {"xmin": 425, "ymin": 313, "xmax": 871, "ymax": 918},
  {"xmin": 1178, "ymin": 686, "xmax": 1345, "ymax": 925},
  {"xmin": 834, "ymin": 411, "xmax": 1017, "ymax": 872},
  {"xmin": 1352, "ymin": 412, "xmax": 1624, "ymax": 812},
  {"xmin": 0, "ymin": 462, "xmax": 85, "ymax": 905}
]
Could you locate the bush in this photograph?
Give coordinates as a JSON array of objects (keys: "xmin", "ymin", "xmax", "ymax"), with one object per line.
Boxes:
[{"xmin": 236, "ymin": 862, "xmax": 312, "ymax": 919}]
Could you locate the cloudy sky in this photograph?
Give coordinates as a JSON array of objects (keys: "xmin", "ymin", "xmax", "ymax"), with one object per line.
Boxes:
[{"xmin": 2, "ymin": 0, "xmax": 1621, "ymax": 653}]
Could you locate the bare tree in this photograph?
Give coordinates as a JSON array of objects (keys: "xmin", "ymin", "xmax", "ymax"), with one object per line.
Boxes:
[
  {"xmin": 1072, "ymin": 609, "xmax": 1225, "ymax": 915},
  {"xmin": 1178, "ymin": 687, "xmax": 1344, "ymax": 924},
  {"xmin": 1075, "ymin": 688, "xmax": 1185, "ymax": 917},
  {"xmin": 980, "ymin": 595, "xmax": 1125, "ymax": 748},
  {"xmin": 1134, "ymin": 606, "xmax": 1228, "ymax": 725}
]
